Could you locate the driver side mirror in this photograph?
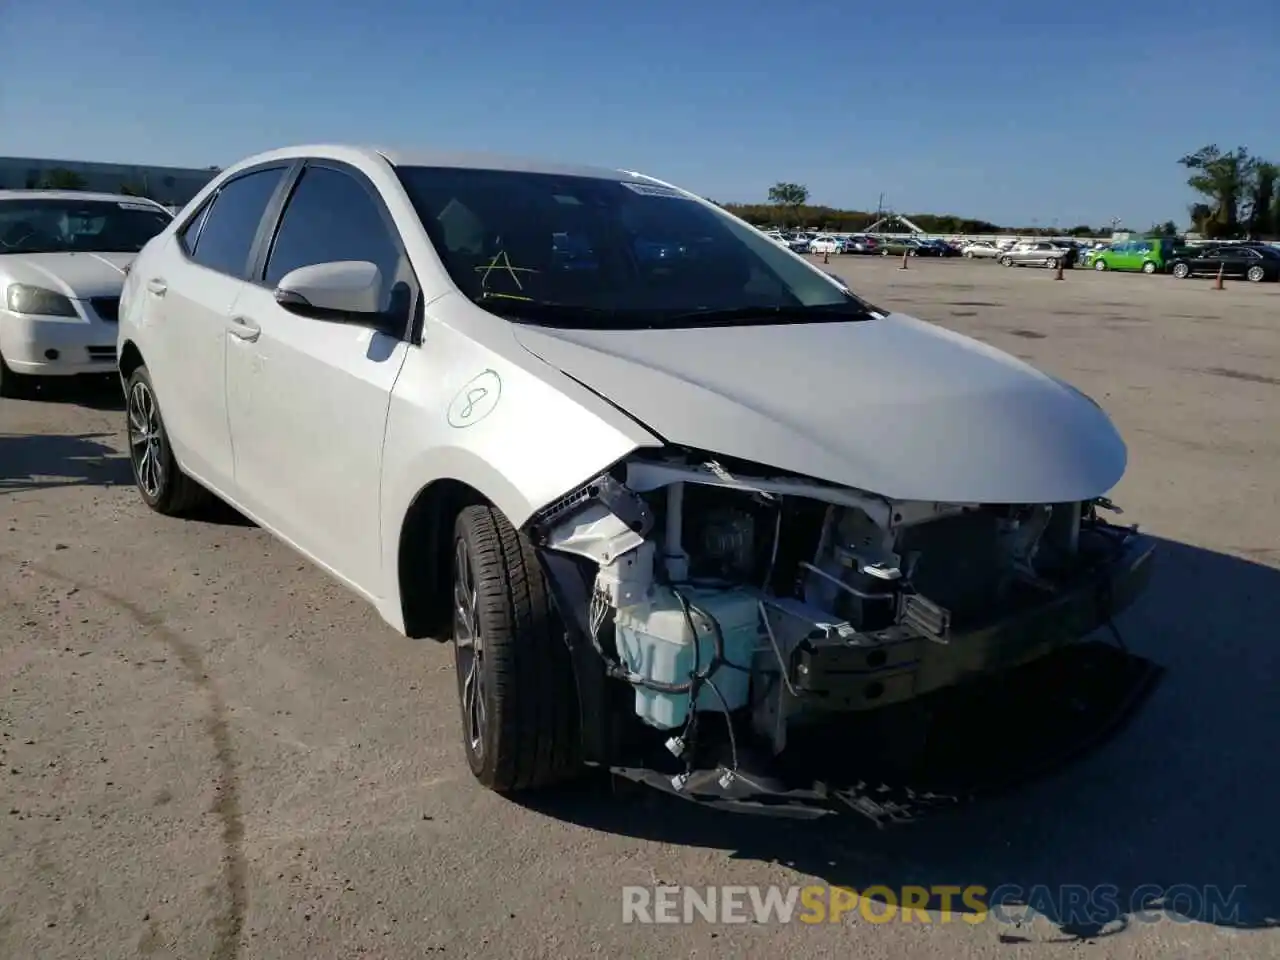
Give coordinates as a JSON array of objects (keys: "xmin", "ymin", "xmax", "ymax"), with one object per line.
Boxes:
[{"xmin": 274, "ymin": 260, "xmax": 384, "ymax": 319}]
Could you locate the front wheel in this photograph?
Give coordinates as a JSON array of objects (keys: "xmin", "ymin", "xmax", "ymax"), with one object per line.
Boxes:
[
  {"xmin": 1247, "ymin": 265, "xmax": 1265, "ymax": 283},
  {"xmin": 1142, "ymin": 261, "xmax": 1157, "ymax": 274},
  {"xmin": 1046, "ymin": 257, "xmax": 1060, "ymax": 269},
  {"xmin": 451, "ymin": 504, "xmax": 581, "ymax": 793},
  {"xmin": 1094, "ymin": 259, "xmax": 1108, "ymax": 271},
  {"xmin": 125, "ymin": 365, "xmax": 212, "ymax": 516},
  {"xmin": 999, "ymin": 256, "xmax": 1013, "ymax": 267}
]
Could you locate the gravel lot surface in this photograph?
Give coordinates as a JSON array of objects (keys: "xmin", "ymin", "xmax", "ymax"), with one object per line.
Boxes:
[{"xmin": 3, "ymin": 257, "xmax": 1278, "ymax": 958}]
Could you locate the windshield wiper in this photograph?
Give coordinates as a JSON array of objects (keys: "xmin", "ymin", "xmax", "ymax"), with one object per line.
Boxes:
[
  {"xmin": 473, "ymin": 294, "xmax": 640, "ymax": 328},
  {"xmin": 473, "ymin": 294, "xmax": 879, "ymax": 330},
  {"xmin": 651, "ymin": 301, "xmax": 878, "ymax": 327}
]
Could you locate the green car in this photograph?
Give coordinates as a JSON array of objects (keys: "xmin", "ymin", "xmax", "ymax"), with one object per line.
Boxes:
[{"xmin": 1087, "ymin": 237, "xmax": 1184, "ymax": 274}]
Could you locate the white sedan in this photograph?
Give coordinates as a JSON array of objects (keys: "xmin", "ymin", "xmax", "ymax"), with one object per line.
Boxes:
[
  {"xmin": 960, "ymin": 240, "xmax": 1001, "ymax": 258},
  {"xmin": 807, "ymin": 235, "xmax": 844, "ymax": 255},
  {"xmin": 116, "ymin": 144, "xmax": 1152, "ymax": 815},
  {"xmin": 0, "ymin": 190, "xmax": 173, "ymax": 397}
]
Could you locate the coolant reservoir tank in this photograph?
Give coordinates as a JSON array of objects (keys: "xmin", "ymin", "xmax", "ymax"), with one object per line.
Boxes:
[{"xmin": 614, "ymin": 585, "xmax": 762, "ymax": 730}]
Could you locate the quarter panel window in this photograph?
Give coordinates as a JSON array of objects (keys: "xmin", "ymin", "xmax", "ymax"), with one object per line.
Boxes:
[
  {"xmin": 178, "ymin": 198, "xmax": 212, "ymax": 257},
  {"xmin": 189, "ymin": 167, "xmax": 286, "ymax": 278},
  {"xmin": 263, "ymin": 165, "xmax": 402, "ymax": 312}
]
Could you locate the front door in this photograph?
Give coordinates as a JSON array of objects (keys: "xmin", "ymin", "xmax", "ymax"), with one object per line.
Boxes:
[{"xmin": 224, "ymin": 161, "xmax": 414, "ymax": 594}]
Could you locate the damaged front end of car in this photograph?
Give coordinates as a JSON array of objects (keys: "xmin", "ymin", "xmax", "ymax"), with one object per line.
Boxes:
[{"xmin": 527, "ymin": 448, "xmax": 1157, "ymax": 823}]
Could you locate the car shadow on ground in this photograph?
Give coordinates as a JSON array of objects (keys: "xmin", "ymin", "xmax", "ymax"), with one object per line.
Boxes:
[
  {"xmin": 526, "ymin": 537, "xmax": 1280, "ymax": 937},
  {"xmin": 0, "ymin": 432, "xmax": 133, "ymax": 492},
  {"xmin": 21, "ymin": 375, "xmax": 125, "ymax": 410}
]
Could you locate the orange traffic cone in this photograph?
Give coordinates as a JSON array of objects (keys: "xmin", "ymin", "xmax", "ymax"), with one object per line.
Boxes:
[
  {"xmin": 1214, "ymin": 262, "xmax": 1224, "ymax": 290},
  {"xmin": 823, "ymin": 250, "xmax": 830, "ymax": 264},
  {"xmin": 900, "ymin": 251, "xmax": 909, "ymax": 270},
  {"xmin": 1054, "ymin": 259, "xmax": 1065, "ymax": 280}
]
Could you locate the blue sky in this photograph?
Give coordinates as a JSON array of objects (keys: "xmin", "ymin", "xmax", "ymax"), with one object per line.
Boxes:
[{"xmin": 3, "ymin": 1, "xmax": 1277, "ymax": 227}]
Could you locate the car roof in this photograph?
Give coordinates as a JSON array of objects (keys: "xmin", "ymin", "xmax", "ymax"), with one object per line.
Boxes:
[
  {"xmin": 0, "ymin": 189, "xmax": 169, "ymax": 207},
  {"xmin": 218, "ymin": 143, "xmax": 635, "ymax": 183}
]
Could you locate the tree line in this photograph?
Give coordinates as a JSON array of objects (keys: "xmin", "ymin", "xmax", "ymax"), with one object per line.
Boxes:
[
  {"xmin": 28, "ymin": 146, "xmax": 1280, "ymax": 240},
  {"xmin": 1179, "ymin": 145, "xmax": 1278, "ymax": 239},
  {"xmin": 731, "ymin": 147, "xmax": 1280, "ymax": 239},
  {"xmin": 718, "ymin": 183, "xmax": 1115, "ymax": 237}
]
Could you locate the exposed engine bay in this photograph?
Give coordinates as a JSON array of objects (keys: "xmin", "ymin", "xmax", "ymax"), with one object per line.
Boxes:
[{"xmin": 528, "ymin": 449, "xmax": 1155, "ymax": 817}]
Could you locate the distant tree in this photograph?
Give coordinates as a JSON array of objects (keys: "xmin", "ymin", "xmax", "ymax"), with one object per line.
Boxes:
[
  {"xmin": 1179, "ymin": 144, "xmax": 1256, "ymax": 237},
  {"xmin": 39, "ymin": 168, "xmax": 88, "ymax": 190},
  {"xmin": 1148, "ymin": 220, "xmax": 1178, "ymax": 237},
  {"xmin": 1245, "ymin": 162, "xmax": 1277, "ymax": 238},
  {"xmin": 767, "ymin": 182, "xmax": 809, "ymax": 226},
  {"xmin": 118, "ymin": 182, "xmax": 145, "ymax": 197},
  {"xmin": 1067, "ymin": 224, "xmax": 1097, "ymax": 237}
]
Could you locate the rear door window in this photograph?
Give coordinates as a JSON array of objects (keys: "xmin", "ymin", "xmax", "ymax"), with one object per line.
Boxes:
[{"xmin": 187, "ymin": 167, "xmax": 287, "ymax": 278}]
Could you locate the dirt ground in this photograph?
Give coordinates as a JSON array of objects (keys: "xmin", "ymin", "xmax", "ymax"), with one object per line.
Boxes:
[{"xmin": 2, "ymin": 257, "xmax": 1278, "ymax": 959}]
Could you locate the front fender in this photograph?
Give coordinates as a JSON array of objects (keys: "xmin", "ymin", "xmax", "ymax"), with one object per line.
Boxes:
[{"xmin": 375, "ymin": 307, "xmax": 662, "ymax": 629}]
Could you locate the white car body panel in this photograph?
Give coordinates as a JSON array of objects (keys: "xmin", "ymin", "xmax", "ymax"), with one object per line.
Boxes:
[
  {"xmin": 224, "ymin": 281, "xmax": 411, "ymax": 592},
  {"xmin": 118, "ymin": 143, "xmax": 1130, "ymax": 638},
  {"xmin": 510, "ymin": 313, "xmax": 1127, "ymax": 505}
]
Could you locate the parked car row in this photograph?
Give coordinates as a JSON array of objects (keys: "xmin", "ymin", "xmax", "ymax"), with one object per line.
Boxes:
[{"xmin": 777, "ymin": 227, "xmax": 1280, "ymax": 284}]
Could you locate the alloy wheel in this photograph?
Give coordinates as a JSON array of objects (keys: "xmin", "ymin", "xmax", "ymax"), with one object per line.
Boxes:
[
  {"xmin": 453, "ymin": 537, "xmax": 487, "ymax": 759},
  {"xmin": 127, "ymin": 379, "xmax": 165, "ymax": 499}
]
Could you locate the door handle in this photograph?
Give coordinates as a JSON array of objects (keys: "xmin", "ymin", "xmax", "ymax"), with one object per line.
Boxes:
[
  {"xmin": 146, "ymin": 278, "xmax": 167, "ymax": 296},
  {"xmin": 228, "ymin": 316, "xmax": 261, "ymax": 342}
]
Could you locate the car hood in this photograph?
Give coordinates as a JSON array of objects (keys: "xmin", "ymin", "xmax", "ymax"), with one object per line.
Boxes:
[
  {"xmin": 1, "ymin": 252, "xmax": 133, "ymax": 299},
  {"xmin": 512, "ymin": 313, "xmax": 1127, "ymax": 504}
]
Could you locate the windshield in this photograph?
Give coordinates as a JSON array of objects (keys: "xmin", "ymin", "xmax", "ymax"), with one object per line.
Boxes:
[
  {"xmin": 0, "ymin": 198, "xmax": 172, "ymax": 255},
  {"xmin": 395, "ymin": 166, "xmax": 877, "ymax": 328}
]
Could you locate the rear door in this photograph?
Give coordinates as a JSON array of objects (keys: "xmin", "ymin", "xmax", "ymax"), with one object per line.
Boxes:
[
  {"xmin": 141, "ymin": 164, "xmax": 291, "ymax": 492},
  {"xmin": 1230, "ymin": 246, "xmax": 1262, "ymax": 278},
  {"xmin": 224, "ymin": 160, "xmax": 415, "ymax": 592}
]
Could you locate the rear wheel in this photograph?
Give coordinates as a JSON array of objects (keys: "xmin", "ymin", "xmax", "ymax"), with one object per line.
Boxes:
[
  {"xmin": 1247, "ymin": 265, "xmax": 1265, "ymax": 283},
  {"xmin": 125, "ymin": 365, "xmax": 213, "ymax": 516},
  {"xmin": 451, "ymin": 504, "xmax": 581, "ymax": 793},
  {"xmin": 1142, "ymin": 261, "xmax": 1157, "ymax": 274},
  {"xmin": 0, "ymin": 353, "xmax": 35, "ymax": 400},
  {"xmin": 1046, "ymin": 257, "xmax": 1060, "ymax": 270},
  {"xmin": 999, "ymin": 256, "xmax": 1013, "ymax": 267},
  {"xmin": 1172, "ymin": 262, "xmax": 1191, "ymax": 279},
  {"xmin": 1094, "ymin": 259, "xmax": 1108, "ymax": 271}
]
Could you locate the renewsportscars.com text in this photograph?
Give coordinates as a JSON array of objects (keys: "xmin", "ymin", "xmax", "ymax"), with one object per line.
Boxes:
[{"xmin": 621, "ymin": 884, "xmax": 1246, "ymax": 926}]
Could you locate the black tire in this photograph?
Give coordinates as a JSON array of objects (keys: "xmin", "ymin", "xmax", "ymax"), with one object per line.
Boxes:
[
  {"xmin": 1142, "ymin": 261, "xmax": 1157, "ymax": 274},
  {"xmin": 1000, "ymin": 256, "xmax": 1013, "ymax": 267},
  {"xmin": 1046, "ymin": 257, "xmax": 1060, "ymax": 269},
  {"xmin": 1247, "ymin": 265, "xmax": 1265, "ymax": 283},
  {"xmin": 125, "ymin": 365, "xmax": 212, "ymax": 516},
  {"xmin": 1172, "ymin": 262, "xmax": 1190, "ymax": 279},
  {"xmin": 0, "ymin": 353, "xmax": 35, "ymax": 399},
  {"xmin": 451, "ymin": 504, "xmax": 580, "ymax": 793}
]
